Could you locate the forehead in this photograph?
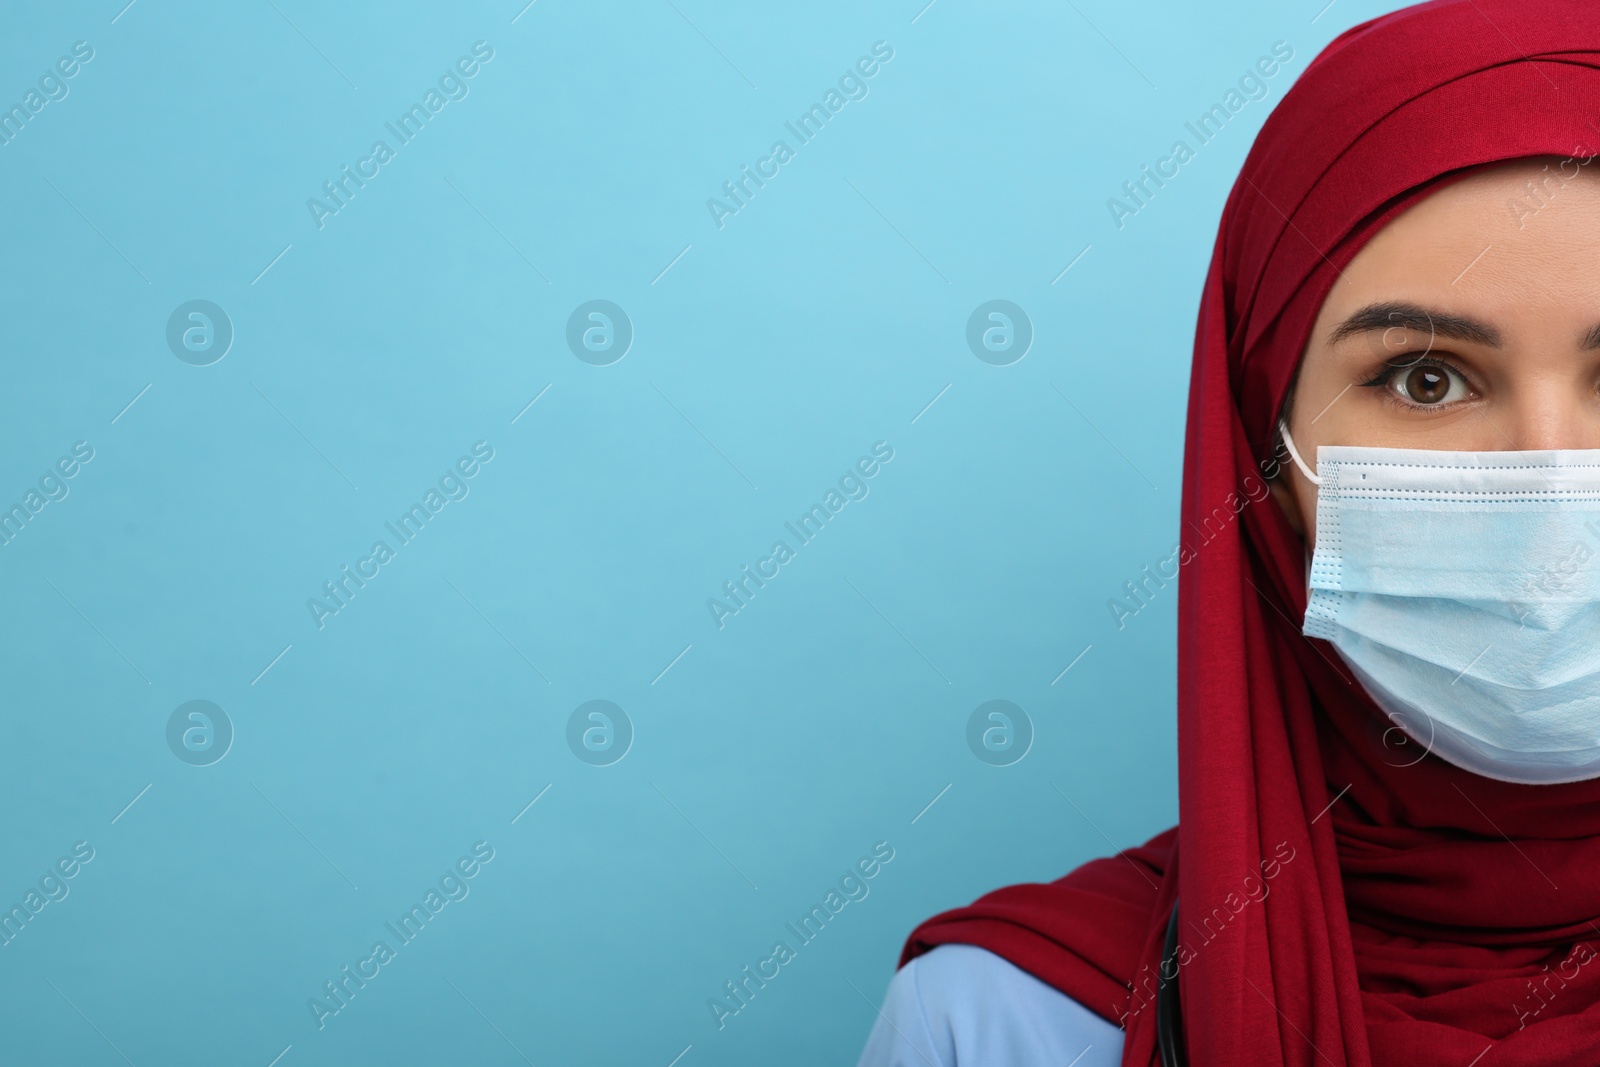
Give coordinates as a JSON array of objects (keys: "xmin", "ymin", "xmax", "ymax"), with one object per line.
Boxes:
[{"xmin": 1320, "ymin": 157, "xmax": 1600, "ymax": 325}]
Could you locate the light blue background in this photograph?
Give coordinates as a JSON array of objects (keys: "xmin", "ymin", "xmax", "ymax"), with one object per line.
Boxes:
[{"xmin": 0, "ymin": 1, "xmax": 1401, "ymax": 1063}]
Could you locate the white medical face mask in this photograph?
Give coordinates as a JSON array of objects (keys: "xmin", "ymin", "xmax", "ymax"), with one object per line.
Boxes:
[{"xmin": 1279, "ymin": 420, "xmax": 1600, "ymax": 784}]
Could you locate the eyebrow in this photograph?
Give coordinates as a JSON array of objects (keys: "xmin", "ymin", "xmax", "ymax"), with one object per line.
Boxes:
[
  {"xmin": 1328, "ymin": 300, "xmax": 1600, "ymax": 352},
  {"xmin": 1326, "ymin": 301, "xmax": 1501, "ymax": 348}
]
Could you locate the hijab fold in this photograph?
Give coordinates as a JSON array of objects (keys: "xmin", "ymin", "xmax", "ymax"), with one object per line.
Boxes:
[{"xmin": 903, "ymin": 3, "xmax": 1600, "ymax": 1062}]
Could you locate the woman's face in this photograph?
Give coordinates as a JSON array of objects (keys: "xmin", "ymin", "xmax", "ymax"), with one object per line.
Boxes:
[{"xmin": 1274, "ymin": 155, "xmax": 1600, "ymax": 548}]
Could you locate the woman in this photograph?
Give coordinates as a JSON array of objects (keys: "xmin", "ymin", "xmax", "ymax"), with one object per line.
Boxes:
[{"xmin": 857, "ymin": 1, "xmax": 1600, "ymax": 1064}]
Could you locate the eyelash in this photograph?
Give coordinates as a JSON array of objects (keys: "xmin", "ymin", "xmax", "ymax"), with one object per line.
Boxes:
[{"xmin": 1357, "ymin": 353, "xmax": 1475, "ymax": 409}]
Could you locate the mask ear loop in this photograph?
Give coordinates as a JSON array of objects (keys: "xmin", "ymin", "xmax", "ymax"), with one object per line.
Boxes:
[
  {"xmin": 1277, "ymin": 419, "xmax": 1321, "ymax": 485},
  {"xmin": 1275, "ymin": 418, "xmax": 1319, "ymax": 607}
]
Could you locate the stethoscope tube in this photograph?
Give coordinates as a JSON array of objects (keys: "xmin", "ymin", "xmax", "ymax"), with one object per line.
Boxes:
[{"xmin": 1157, "ymin": 899, "xmax": 1188, "ymax": 1067}]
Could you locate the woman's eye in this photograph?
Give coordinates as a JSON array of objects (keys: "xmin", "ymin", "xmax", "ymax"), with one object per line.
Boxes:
[{"xmin": 1388, "ymin": 360, "xmax": 1470, "ymax": 405}]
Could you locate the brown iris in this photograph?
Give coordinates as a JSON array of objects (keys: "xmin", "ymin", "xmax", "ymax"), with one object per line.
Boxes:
[{"xmin": 1401, "ymin": 364, "xmax": 1451, "ymax": 404}]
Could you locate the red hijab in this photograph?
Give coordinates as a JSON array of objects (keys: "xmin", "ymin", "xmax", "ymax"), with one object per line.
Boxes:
[{"xmin": 902, "ymin": 2, "xmax": 1600, "ymax": 1063}]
